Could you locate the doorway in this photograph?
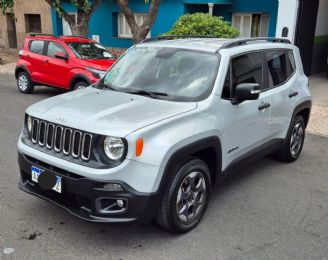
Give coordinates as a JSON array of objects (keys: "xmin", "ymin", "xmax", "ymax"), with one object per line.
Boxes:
[
  {"xmin": 6, "ymin": 13, "xmax": 17, "ymax": 49},
  {"xmin": 295, "ymin": 0, "xmax": 319, "ymax": 76}
]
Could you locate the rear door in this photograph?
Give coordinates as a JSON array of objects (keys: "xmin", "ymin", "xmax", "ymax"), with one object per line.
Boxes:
[
  {"xmin": 221, "ymin": 51, "xmax": 271, "ymax": 169},
  {"xmin": 44, "ymin": 41, "xmax": 71, "ymax": 88},
  {"xmin": 27, "ymin": 40, "xmax": 47, "ymax": 83},
  {"xmin": 263, "ymin": 49, "xmax": 298, "ymax": 139}
]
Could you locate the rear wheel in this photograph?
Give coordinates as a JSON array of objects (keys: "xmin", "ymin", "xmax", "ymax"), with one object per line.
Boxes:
[
  {"xmin": 17, "ymin": 72, "xmax": 34, "ymax": 94},
  {"xmin": 276, "ymin": 115, "xmax": 305, "ymax": 162},
  {"xmin": 156, "ymin": 158, "xmax": 211, "ymax": 233}
]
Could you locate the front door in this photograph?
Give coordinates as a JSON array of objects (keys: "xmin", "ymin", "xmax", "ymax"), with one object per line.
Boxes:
[
  {"xmin": 221, "ymin": 52, "xmax": 271, "ymax": 170},
  {"xmin": 6, "ymin": 13, "xmax": 17, "ymax": 48},
  {"xmin": 44, "ymin": 41, "xmax": 71, "ymax": 88}
]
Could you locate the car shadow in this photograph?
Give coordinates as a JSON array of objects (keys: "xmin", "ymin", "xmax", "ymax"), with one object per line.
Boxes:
[{"xmin": 22, "ymin": 155, "xmax": 284, "ymax": 247}]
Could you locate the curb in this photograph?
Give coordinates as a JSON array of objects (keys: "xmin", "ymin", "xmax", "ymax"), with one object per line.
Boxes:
[{"xmin": 0, "ymin": 71, "xmax": 15, "ymax": 81}]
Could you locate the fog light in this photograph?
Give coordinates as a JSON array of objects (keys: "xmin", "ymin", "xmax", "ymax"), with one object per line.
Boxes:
[
  {"xmin": 103, "ymin": 183, "xmax": 123, "ymax": 191},
  {"xmin": 117, "ymin": 199, "xmax": 124, "ymax": 208}
]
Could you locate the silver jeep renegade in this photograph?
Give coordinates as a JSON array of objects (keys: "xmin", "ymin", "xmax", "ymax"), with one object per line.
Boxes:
[{"xmin": 18, "ymin": 37, "xmax": 312, "ymax": 233}]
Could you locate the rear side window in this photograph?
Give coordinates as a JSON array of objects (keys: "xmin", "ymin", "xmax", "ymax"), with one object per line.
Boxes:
[
  {"xmin": 222, "ymin": 52, "xmax": 263, "ymax": 99},
  {"xmin": 47, "ymin": 42, "xmax": 67, "ymax": 58},
  {"xmin": 265, "ymin": 50, "xmax": 295, "ymax": 89},
  {"xmin": 29, "ymin": 40, "xmax": 44, "ymax": 54}
]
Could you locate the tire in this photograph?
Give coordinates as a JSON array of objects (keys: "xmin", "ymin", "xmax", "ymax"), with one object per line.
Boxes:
[
  {"xmin": 17, "ymin": 71, "xmax": 34, "ymax": 94},
  {"xmin": 72, "ymin": 81, "xmax": 88, "ymax": 91},
  {"xmin": 156, "ymin": 157, "xmax": 211, "ymax": 233},
  {"xmin": 276, "ymin": 115, "xmax": 306, "ymax": 162}
]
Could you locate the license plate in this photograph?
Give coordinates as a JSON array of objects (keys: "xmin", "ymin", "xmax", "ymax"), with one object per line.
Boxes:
[{"xmin": 31, "ymin": 166, "xmax": 62, "ymax": 193}]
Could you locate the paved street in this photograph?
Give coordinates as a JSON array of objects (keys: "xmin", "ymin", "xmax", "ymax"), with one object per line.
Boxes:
[{"xmin": 0, "ymin": 79, "xmax": 328, "ymax": 260}]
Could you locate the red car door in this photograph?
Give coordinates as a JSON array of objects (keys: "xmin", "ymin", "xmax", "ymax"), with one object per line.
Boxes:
[
  {"xmin": 27, "ymin": 40, "xmax": 48, "ymax": 84},
  {"xmin": 44, "ymin": 41, "xmax": 71, "ymax": 89}
]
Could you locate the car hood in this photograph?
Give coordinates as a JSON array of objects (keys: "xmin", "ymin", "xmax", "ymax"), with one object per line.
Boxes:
[
  {"xmin": 79, "ymin": 59, "xmax": 116, "ymax": 71},
  {"xmin": 26, "ymin": 87, "xmax": 197, "ymax": 137}
]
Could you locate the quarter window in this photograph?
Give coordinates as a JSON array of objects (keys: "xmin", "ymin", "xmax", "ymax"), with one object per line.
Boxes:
[
  {"xmin": 265, "ymin": 50, "xmax": 295, "ymax": 88},
  {"xmin": 47, "ymin": 42, "xmax": 67, "ymax": 58},
  {"xmin": 29, "ymin": 40, "xmax": 44, "ymax": 54}
]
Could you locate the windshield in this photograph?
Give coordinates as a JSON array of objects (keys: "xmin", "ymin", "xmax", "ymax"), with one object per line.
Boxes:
[
  {"xmin": 68, "ymin": 42, "xmax": 114, "ymax": 59},
  {"xmin": 96, "ymin": 46, "xmax": 219, "ymax": 102}
]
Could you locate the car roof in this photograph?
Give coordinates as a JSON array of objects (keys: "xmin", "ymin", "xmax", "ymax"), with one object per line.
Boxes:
[
  {"xmin": 26, "ymin": 34, "xmax": 95, "ymax": 43},
  {"xmin": 138, "ymin": 37, "xmax": 292, "ymax": 54}
]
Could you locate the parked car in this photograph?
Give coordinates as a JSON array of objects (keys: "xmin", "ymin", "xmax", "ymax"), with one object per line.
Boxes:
[
  {"xmin": 18, "ymin": 37, "xmax": 312, "ymax": 233},
  {"xmin": 15, "ymin": 34, "xmax": 116, "ymax": 93}
]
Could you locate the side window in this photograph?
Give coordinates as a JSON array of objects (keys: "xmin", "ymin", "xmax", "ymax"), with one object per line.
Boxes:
[
  {"xmin": 29, "ymin": 40, "xmax": 44, "ymax": 54},
  {"xmin": 47, "ymin": 42, "xmax": 67, "ymax": 58},
  {"xmin": 265, "ymin": 50, "xmax": 294, "ymax": 89},
  {"xmin": 231, "ymin": 52, "xmax": 262, "ymax": 98}
]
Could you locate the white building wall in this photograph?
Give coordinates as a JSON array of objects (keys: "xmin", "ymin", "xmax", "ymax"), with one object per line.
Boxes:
[{"xmin": 275, "ymin": 0, "xmax": 299, "ymax": 43}]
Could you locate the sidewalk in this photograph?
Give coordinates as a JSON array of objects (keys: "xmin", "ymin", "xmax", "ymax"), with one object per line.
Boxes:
[
  {"xmin": 0, "ymin": 50, "xmax": 17, "ymax": 80},
  {"xmin": 307, "ymin": 73, "xmax": 328, "ymax": 137}
]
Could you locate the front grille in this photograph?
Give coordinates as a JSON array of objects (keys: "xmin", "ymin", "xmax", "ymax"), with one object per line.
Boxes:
[{"xmin": 31, "ymin": 118, "xmax": 93, "ymax": 161}]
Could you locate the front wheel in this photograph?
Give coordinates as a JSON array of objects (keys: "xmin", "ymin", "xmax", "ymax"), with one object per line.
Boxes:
[
  {"xmin": 73, "ymin": 81, "xmax": 88, "ymax": 91},
  {"xmin": 156, "ymin": 158, "xmax": 211, "ymax": 233},
  {"xmin": 276, "ymin": 115, "xmax": 306, "ymax": 162}
]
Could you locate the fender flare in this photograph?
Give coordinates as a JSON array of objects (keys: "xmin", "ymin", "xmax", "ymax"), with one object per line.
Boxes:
[
  {"xmin": 292, "ymin": 100, "xmax": 312, "ymax": 126},
  {"xmin": 69, "ymin": 74, "xmax": 92, "ymax": 89},
  {"xmin": 15, "ymin": 65, "xmax": 30, "ymax": 79},
  {"xmin": 157, "ymin": 136, "xmax": 222, "ymax": 195}
]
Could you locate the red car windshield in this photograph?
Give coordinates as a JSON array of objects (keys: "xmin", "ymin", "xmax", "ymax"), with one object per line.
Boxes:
[{"xmin": 67, "ymin": 42, "xmax": 114, "ymax": 59}]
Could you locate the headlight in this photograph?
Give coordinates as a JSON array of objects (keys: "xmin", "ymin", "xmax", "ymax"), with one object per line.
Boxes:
[
  {"xmin": 27, "ymin": 115, "xmax": 32, "ymax": 132},
  {"xmin": 86, "ymin": 67, "xmax": 107, "ymax": 79},
  {"xmin": 104, "ymin": 136, "xmax": 125, "ymax": 160}
]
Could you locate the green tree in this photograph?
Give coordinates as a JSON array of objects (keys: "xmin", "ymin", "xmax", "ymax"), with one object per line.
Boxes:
[
  {"xmin": 117, "ymin": 0, "xmax": 161, "ymax": 44},
  {"xmin": 0, "ymin": 0, "xmax": 14, "ymax": 15},
  {"xmin": 164, "ymin": 13, "xmax": 239, "ymax": 38},
  {"xmin": 45, "ymin": 0, "xmax": 102, "ymax": 36}
]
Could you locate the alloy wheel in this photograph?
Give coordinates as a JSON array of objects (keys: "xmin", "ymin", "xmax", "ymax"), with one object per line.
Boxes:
[{"xmin": 290, "ymin": 122, "xmax": 304, "ymax": 157}]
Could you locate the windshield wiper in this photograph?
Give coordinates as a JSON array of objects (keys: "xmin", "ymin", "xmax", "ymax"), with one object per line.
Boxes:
[{"xmin": 125, "ymin": 90, "xmax": 168, "ymax": 99}]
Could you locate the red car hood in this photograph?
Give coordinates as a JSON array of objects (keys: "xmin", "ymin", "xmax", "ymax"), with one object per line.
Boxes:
[{"xmin": 79, "ymin": 59, "xmax": 116, "ymax": 71}]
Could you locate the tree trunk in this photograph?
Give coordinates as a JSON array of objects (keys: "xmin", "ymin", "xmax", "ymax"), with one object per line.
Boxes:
[
  {"xmin": 71, "ymin": 23, "xmax": 88, "ymax": 36},
  {"xmin": 117, "ymin": 0, "xmax": 161, "ymax": 44}
]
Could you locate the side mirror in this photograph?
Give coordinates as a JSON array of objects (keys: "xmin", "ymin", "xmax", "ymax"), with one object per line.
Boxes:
[
  {"xmin": 54, "ymin": 51, "xmax": 68, "ymax": 60},
  {"xmin": 234, "ymin": 83, "xmax": 261, "ymax": 104}
]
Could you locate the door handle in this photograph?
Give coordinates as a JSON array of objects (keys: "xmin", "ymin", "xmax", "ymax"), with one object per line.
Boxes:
[
  {"xmin": 44, "ymin": 60, "xmax": 49, "ymax": 64},
  {"xmin": 289, "ymin": 91, "xmax": 299, "ymax": 98},
  {"xmin": 258, "ymin": 102, "xmax": 270, "ymax": 111}
]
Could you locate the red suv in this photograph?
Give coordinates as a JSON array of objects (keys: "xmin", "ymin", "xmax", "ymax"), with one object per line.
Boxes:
[{"xmin": 15, "ymin": 34, "xmax": 116, "ymax": 93}]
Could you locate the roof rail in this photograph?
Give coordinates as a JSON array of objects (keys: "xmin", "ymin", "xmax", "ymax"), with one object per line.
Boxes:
[
  {"xmin": 141, "ymin": 35, "xmax": 218, "ymax": 43},
  {"xmin": 217, "ymin": 37, "xmax": 291, "ymax": 51},
  {"xmin": 29, "ymin": 33, "xmax": 58, "ymax": 38},
  {"xmin": 59, "ymin": 35, "xmax": 90, "ymax": 40}
]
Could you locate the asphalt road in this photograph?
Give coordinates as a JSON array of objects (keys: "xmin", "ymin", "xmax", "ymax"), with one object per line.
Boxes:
[{"xmin": 0, "ymin": 79, "xmax": 328, "ymax": 260}]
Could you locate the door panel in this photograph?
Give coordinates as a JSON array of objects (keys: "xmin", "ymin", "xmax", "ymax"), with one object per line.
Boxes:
[
  {"xmin": 220, "ymin": 51, "xmax": 270, "ymax": 170},
  {"xmin": 27, "ymin": 40, "xmax": 47, "ymax": 83},
  {"xmin": 44, "ymin": 41, "xmax": 71, "ymax": 88},
  {"xmin": 221, "ymin": 94, "xmax": 271, "ymax": 170}
]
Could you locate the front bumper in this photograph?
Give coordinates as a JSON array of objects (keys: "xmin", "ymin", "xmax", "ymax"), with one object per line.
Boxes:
[{"xmin": 18, "ymin": 153, "xmax": 160, "ymax": 224}]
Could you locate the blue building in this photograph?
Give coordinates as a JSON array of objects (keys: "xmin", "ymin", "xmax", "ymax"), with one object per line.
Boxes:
[{"xmin": 51, "ymin": 0, "xmax": 279, "ymax": 49}]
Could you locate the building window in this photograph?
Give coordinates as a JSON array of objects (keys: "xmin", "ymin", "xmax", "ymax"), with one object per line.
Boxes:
[
  {"xmin": 232, "ymin": 13, "xmax": 270, "ymax": 38},
  {"xmin": 118, "ymin": 13, "xmax": 151, "ymax": 38},
  {"xmin": 25, "ymin": 14, "xmax": 42, "ymax": 33}
]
